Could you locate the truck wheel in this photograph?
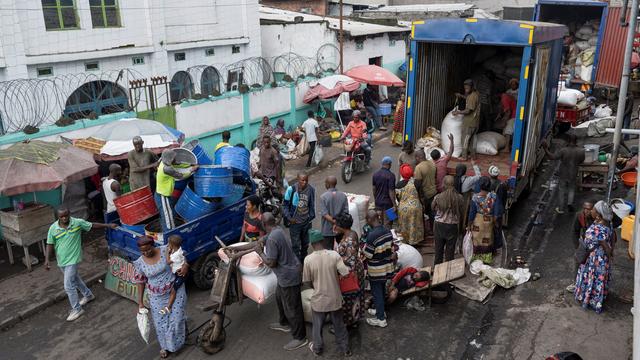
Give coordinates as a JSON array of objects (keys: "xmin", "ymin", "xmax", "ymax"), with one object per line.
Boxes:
[{"xmin": 192, "ymin": 252, "xmax": 220, "ymax": 290}]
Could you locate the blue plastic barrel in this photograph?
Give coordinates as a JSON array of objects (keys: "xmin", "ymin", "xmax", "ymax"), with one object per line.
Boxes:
[
  {"xmin": 194, "ymin": 165, "xmax": 233, "ymax": 198},
  {"xmin": 175, "ymin": 186, "xmax": 221, "ymax": 222},
  {"xmin": 215, "ymin": 146, "xmax": 250, "ymax": 176},
  {"xmin": 183, "ymin": 140, "xmax": 213, "ymax": 165},
  {"xmin": 221, "ymin": 184, "xmax": 246, "ymax": 207}
]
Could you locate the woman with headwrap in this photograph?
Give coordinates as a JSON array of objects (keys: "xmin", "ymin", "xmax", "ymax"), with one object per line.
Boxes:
[
  {"xmin": 395, "ymin": 164, "xmax": 424, "ymax": 245},
  {"xmin": 467, "ymin": 177, "xmax": 504, "ymax": 264},
  {"xmin": 574, "ymin": 200, "xmax": 614, "ymax": 313},
  {"xmin": 133, "ymin": 236, "xmax": 189, "ymax": 358},
  {"xmin": 432, "ymin": 175, "xmax": 464, "ymax": 264},
  {"xmin": 274, "ymin": 118, "xmax": 286, "ymax": 137},
  {"xmin": 391, "ymin": 93, "xmax": 405, "ymax": 146}
]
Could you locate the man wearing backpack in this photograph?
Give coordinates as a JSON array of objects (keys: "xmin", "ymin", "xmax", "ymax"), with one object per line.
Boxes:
[{"xmin": 283, "ymin": 173, "xmax": 316, "ymax": 263}]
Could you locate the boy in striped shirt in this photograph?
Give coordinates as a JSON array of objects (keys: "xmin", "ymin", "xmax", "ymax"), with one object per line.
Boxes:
[{"xmin": 363, "ymin": 210, "xmax": 395, "ymax": 328}]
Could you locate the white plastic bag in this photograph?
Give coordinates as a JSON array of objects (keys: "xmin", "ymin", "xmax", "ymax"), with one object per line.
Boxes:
[
  {"xmin": 137, "ymin": 308, "xmax": 150, "ymax": 344},
  {"xmin": 463, "ymin": 231, "xmax": 474, "ymax": 264},
  {"xmin": 441, "ymin": 108, "xmax": 464, "ymax": 158},
  {"xmin": 312, "ymin": 145, "xmax": 324, "ymax": 166},
  {"xmin": 594, "ymin": 104, "xmax": 613, "ymax": 118}
]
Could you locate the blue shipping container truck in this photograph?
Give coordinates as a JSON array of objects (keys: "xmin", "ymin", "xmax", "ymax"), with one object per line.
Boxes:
[
  {"xmin": 405, "ymin": 19, "xmax": 567, "ymax": 217},
  {"xmin": 106, "ymin": 178, "xmax": 254, "ymax": 290},
  {"xmin": 533, "ymin": 0, "xmax": 608, "ymax": 87}
]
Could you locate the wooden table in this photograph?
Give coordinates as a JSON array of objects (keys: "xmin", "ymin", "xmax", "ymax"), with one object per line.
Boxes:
[
  {"xmin": 577, "ymin": 161, "xmax": 609, "ymax": 191},
  {"xmin": 400, "ymin": 258, "xmax": 466, "ymax": 306},
  {"xmin": 1, "ymin": 203, "xmax": 55, "ymax": 271}
]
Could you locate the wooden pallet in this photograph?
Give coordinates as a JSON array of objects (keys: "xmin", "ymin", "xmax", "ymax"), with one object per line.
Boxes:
[{"xmin": 400, "ymin": 258, "xmax": 466, "ymax": 298}]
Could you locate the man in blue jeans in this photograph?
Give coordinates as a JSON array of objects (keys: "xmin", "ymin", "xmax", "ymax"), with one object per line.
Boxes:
[
  {"xmin": 45, "ymin": 208, "xmax": 117, "ymax": 321},
  {"xmin": 363, "ymin": 210, "xmax": 395, "ymax": 328},
  {"xmin": 283, "ymin": 172, "xmax": 316, "ymax": 263}
]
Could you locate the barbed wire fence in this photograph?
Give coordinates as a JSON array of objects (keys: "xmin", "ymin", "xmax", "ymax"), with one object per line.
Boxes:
[{"xmin": 0, "ymin": 43, "xmax": 341, "ymax": 135}]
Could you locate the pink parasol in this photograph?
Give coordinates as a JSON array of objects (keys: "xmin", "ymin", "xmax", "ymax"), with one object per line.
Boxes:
[
  {"xmin": 0, "ymin": 141, "xmax": 98, "ymax": 196},
  {"xmin": 303, "ymin": 75, "xmax": 361, "ymax": 103},
  {"xmin": 344, "ymin": 65, "xmax": 405, "ymax": 87}
]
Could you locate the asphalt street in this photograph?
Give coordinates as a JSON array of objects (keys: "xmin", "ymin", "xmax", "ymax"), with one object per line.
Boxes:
[{"xmin": 0, "ymin": 137, "xmax": 633, "ymax": 360}]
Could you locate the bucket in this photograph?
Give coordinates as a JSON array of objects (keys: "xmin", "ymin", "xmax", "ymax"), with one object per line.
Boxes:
[
  {"xmin": 378, "ymin": 103, "xmax": 392, "ymax": 116},
  {"xmin": 612, "ymin": 201, "xmax": 632, "ymax": 219},
  {"xmin": 183, "ymin": 140, "xmax": 213, "ymax": 165},
  {"xmin": 113, "ymin": 186, "xmax": 158, "ymax": 225},
  {"xmin": 214, "ymin": 146, "xmax": 251, "ymax": 176},
  {"xmin": 194, "ymin": 165, "xmax": 233, "ymax": 198},
  {"xmin": 220, "ymin": 184, "xmax": 246, "ymax": 207},
  {"xmin": 385, "ymin": 207, "xmax": 398, "ymax": 221},
  {"xmin": 583, "ymin": 144, "xmax": 600, "ymax": 163},
  {"xmin": 173, "ymin": 148, "xmax": 197, "ymax": 166},
  {"xmin": 175, "ymin": 186, "xmax": 221, "ymax": 222},
  {"xmin": 621, "ymin": 172, "xmax": 638, "ymax": 187}
]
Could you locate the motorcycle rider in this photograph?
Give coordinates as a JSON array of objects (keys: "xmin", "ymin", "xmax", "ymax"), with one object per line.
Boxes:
[{"xmin": 340, "ymin": 110, "xmax": 372, "ymax": 166}]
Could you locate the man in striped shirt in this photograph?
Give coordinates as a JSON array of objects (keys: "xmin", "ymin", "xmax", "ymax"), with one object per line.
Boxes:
[{"xmin": 363, "ymin": 210, "xmax": 395, "ymax": 328}]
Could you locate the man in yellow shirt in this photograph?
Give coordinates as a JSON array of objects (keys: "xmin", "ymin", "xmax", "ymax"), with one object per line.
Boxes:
[
  {"xmin": 155, "ymin": 149, "xmax": 197, "ymax": 231},
  {"xmin": 215, "ymin": 130, "xmax": 231, "ymax": 151},
  {"xmin": 453, "ymin": 79, "xmax": 481, "ymax": 160}
]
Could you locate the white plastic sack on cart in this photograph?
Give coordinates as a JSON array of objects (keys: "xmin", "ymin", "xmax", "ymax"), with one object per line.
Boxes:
[
  {"xmin": 301, "ymin": 288, "xmax": 314, "ymax": 322},
  {"xmin": 441, "ymin": 109, "xmax": 464, "ymax": 158},
  {"xmin": 137, "ymin": 308, "xmax": 150, "ymax": 344},
  {"xmin": 242, "ymin": 272, "xmax": 278, "ymax": 304},
  {"xmin": 396, "ymin": 243, "xmax": 423, "ymax": 269},
  {"xmin": 312, "ymin": 146, "xmax": 324, "ymax": 166},
  {"xmin": 557, "ymin": 90, "xmax": 579, "ymax": 107},
  {"xmin": 594, "ymin": 104, "xmax": 613, "ymax": 118},
  {"xmin": 218, "ymin": 243, "xmax": 272, "ymax": 276},
  {"xmin": 348, "ymin": 202, "xmax": 363, "ymax": 239}
]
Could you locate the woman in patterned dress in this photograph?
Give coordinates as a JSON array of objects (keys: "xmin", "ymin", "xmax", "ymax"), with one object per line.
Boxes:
[
  {"xmin": 395, "ymin": 164, "xmax": 424, "ymax": 245},
  {"xmin": 334, "ymin": 213, "xmax": 365, "ymax": 328},
  {"xmin": 574, "ymin": 200, "xmax": 614, "ymax": 313},
  {"xmin": 133, "ymin": 236, "xmax": 188, "ymax": 358},
  {"xmin": 391, "ymin": 93, "xmax": 405, "ymax": 146},
  {"xmin": 467, "ymin": 177, "xmax": 503, "ymax": 264}
]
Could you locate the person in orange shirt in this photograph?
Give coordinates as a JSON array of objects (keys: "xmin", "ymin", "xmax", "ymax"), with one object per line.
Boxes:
[{"xmin": 341, "ymin": 110, "xmax": 371, "ymax": 165}]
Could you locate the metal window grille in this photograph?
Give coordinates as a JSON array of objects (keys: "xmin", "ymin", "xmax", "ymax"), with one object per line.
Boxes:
[{"xmin": 89, "ymin": 0, "xmax": 121, "ymax": 28}]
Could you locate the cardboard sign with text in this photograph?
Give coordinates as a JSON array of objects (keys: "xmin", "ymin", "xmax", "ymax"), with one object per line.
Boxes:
[{"xmin": 104, "ymin": 256, "xmax": 149, "ymax": 307}]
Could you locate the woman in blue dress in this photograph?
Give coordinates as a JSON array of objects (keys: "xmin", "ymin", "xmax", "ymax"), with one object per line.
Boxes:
[
  {"xmin": 133, "ymin": 236, "xmax": 188, "ymax": 358},
  {"xmin": 574, "ymin": 200, "xmax": 613, "ymax": 314}
]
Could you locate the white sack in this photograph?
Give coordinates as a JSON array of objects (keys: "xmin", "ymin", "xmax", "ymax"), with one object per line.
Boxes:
[
  {"xmin": 557, "ymin": 91, "xmax": 579, "ymax": 107},
  {"xmin": 242, "ymin": 272, "xmax": 278, "ymax": 304},
  {"xmin": 477, "ymin": 131, "xmax": 506, "ymax": 150},
  {"xmin": 576, "ymin": 41, "xmax": 590, "ymax": 51},
  {"xmin": 594, "ymin": 104, "xmax": 613, "ymax": 118},
  {"xmin": 475, "ymin": 132, "xmax": 499, "ymax": 155},
  {"xmin": 396, "ymin": 243, "xmax": 423, "ymax": 269},
  {"xmin": 441, "ymin": 109, "xmax": 464, "ymax": 158},
  {"xmin": 580, "ymin": 65, "xmax": 593, "ymax": 81}
]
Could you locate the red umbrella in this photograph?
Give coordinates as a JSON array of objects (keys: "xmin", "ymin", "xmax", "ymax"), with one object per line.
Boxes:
[
  {"xmin": 0, "ymin": 141, "xmax": 98, "ymax": 196},
  {"xmin": 345, "ymin": 65, "xmax": 405, "ymax": 87},
  {"xmin": 303, "ymin": 75, "xmax": 361, "ymax": 103}
]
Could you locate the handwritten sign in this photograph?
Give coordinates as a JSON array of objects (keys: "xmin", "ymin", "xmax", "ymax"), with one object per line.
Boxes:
[{"xmin": 104, "ymin": 256, "xmax": 149, "ymax": 306}]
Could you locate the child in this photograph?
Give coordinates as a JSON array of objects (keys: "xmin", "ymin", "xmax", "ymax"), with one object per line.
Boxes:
[{"xmin": 160, "ymin": 235, "xmax": 186, "ymax": 314}]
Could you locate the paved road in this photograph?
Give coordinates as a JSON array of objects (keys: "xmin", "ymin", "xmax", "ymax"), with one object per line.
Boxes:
[{"xmin": 0, "ymin": 138, "xmax": 632, "ymax": 360}]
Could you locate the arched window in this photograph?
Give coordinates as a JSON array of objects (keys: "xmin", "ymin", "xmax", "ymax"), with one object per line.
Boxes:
[
  {"xmin": 64, "ymin": 80, "xmax": 128, "ymax": 120},
  {"xmin": 200, "ymin": 66, "xmax": 221, "ymax": 96},
  {"xmin": 170, "ymin": 71, "xmax": 194, "ymax": 103}
]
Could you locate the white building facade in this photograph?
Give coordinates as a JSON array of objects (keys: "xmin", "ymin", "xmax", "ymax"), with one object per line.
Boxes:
[
  {"xmin": 260, "ymin": 6, "xmax": 409, "ymax": 78},
  {"xmin": 0, "ymin": 0, "xmax": 262, "ymax": 133}
]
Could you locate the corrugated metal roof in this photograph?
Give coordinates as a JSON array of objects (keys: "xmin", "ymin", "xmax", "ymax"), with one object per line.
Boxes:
[
  {"xmin": 537, "ymin": 0, "xmax": 607, "ymax": 6},
  {"xmin": 259, "ymin": 6, "xmax": 410, "ymax": 36},
  {"xmin": 596, "ymin": 6, "xmax": 629, "ymax": 88},
  {"xmin": 359, "ymin": 4, "xmax": 475, "ymax": 13}
]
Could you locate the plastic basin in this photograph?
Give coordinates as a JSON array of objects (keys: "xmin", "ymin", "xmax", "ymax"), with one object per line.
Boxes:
[
  {"xmin": 113, "ymin": 186, "xmax": 158, "ymax": 225},
  {"xmin": 621, "ymin": 172, "xmax": 637, "ymax": 187}
]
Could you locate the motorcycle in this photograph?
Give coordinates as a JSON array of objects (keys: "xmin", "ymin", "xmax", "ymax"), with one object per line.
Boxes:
[
  {"xmin": 341, "ymin": 137, "xmax": 368, "ymax": 183},
  {"xmin": 253, "ymin": 176, "xmax": 283, "ymax": 224}
]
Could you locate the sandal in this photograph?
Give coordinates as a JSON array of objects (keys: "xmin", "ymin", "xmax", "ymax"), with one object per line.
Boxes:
[{"xmin": 159, "ymin": 306, "xmax": 171, "ymax": 315}]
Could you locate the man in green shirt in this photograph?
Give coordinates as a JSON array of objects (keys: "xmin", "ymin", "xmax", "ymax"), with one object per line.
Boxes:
[
  {"xmin": 454, "ymin": 79, "xmax": 481, "ymax": 160},
  {"xmin": 45, "ymin": 208, "xmax": 116, "ymax": 321}
]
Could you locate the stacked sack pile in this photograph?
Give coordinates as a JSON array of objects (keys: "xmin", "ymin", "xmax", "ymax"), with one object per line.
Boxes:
[
  {"xmin": 572, "ymin": 20, "xmax": 600, "ymax": 81},
  {"xmin": 473, "ymin": 47, "xmax": 523, "ymax": 86},
  {"xmin": 416, "ymin": 127, "xmax": 445, "ymax": 160}
]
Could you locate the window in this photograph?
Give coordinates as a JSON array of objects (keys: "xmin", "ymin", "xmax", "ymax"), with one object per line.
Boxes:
[
  {"xmin": 89, "ymin": 0, "xmax": 121, "ymax": 28},
  {"xmin": 41, "ymin": 0, "xmax": 78, "ymax": 30},
  {"xmin": 132, "ymin": 56, "xmax": 145, "ymax": 65},
  {"xmin": 232, "ymin": 45, "xmax": 241, "ymax": 54},
  {"xmin": 85, "ymin": 62, "xmax": 99, "ymax": 71},
  {"xmin": 174, "ymin": 52, "xmax": 186, "ymax": 62},
  {"xmin": 355, "ymin": 41, "xmax": 364, "ymax": 51},
  {"xmin": 389, "ymin": 39, "xmax": 396, "ymax": 47},
  {"xmin": 205, "ymin": 48, "xmax": 215, "ymax": 57},
  {"xmin": 37, "ymin": 67, "xmax": 53, "ymax": 77}
]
